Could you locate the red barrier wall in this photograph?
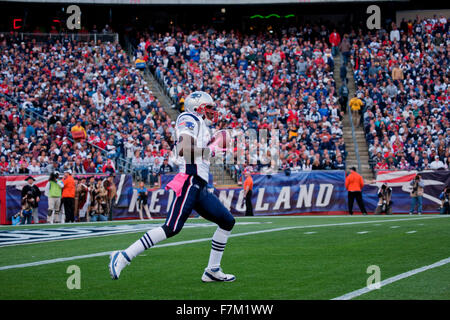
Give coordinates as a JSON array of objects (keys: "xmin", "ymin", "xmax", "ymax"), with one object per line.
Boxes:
[{"xmin": 0, "ymin": 177, "xmax": 6, "ymax": 225}]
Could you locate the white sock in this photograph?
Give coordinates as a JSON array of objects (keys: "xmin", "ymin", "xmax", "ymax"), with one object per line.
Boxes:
[
  {"xmin": 207, "ymin": 227, "xmax": 231, "ymax": 269},
  {"xmin": 124, "ymin": 226, "xmax": 167, "ymax": 261}
]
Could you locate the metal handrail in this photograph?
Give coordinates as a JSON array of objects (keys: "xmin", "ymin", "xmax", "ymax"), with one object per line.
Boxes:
[
  {"xmin": 1, "ymin": 93, "xmax": 133, "ymax": 173},
  {"xmin": 1, "ymin": 93, "xmax": 47, "ymax": 122},
  {"xmin": 0, "ymin": 39, "xmax": 150, "ymax": 176},
  {"xmin": 346, "ymin": 96, "xmax": 362, "ymax": 173},
  {"xmin": 127, "ymin": 41, "xmax": 177, "ymax": 106},
  {"xmin": 344, "ymin": 53, "xmax": 362, "ymax": 173},
  {"xmin": 0, "ymin": 32, "xmax": 119, "ymax": 43},
  {"xmin": 1, "ymin": 92, "xmax": 77, "ymax": 147}
]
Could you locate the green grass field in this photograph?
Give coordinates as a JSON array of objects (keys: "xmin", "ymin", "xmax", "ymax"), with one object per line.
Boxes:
[{"xmin": 0, "ymin": 215, "xmax": 449, "ymax": 300}]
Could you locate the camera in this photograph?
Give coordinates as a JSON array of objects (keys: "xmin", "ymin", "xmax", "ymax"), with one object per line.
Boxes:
[
  {"xmin": 381, "ymin": 200, "xmax": 387, "ymax": 212},
  {"xmin": 412, "ymin": 177, "xmax": 419, "ymax": 193},
  {"xmin": 23, "ymin": 191, "xmax": 35, "ymax": 206},
  {"xmin": 138, "ymin": 191, "xmax": 146, "ymax": 201},
  {"xmin": 444, "ymin": 187, "xmax": 450, "ymax": 203},
  {"xmin": 49, "ymin": 172, "xmax": 59, "ymax": 181}
]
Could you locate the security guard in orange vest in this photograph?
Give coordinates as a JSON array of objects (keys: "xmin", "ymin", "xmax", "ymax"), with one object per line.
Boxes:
[
  {"xmin": 62, "ymin": 169, "xmax": 76, "ymax": 222},
  {"xmin": 345, "ymin": 167, "xmax": 368, "ymax": 215},
  {"xmin": 244, "ymin": 169, "xmax": 254, "ymax": 216}
]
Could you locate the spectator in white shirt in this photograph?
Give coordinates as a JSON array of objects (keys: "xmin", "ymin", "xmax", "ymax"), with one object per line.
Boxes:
[
  {"xmin": 92, "ymin": 89, "xmax": 105, "ymax": 110},
  {"xmin": 28, "ymin": 159, "xmax": 41, "ymax": 174},
  {"xmin": 390, "ymin": 26, "xmax": 400, "ymax": 42},
  {"xmin": 430, "ymin": 156, "xmax": 446, "ymax": 170}
]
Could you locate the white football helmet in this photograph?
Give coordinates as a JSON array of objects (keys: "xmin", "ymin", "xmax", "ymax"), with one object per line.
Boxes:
[{"xmin": 184, "ymin": 91, "xmax": 218, "ymax": 124}]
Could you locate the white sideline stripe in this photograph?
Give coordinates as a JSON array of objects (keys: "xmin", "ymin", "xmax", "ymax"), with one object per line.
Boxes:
[
  {"xmin": 390, "ymin": 226, "xmax": 399, "ymax": 228},
  {"xmin": 304, "ymin": 232, "xmax": 317, "ymax": 234},
  {"xmin": 0, "ymin": 215, "xmax": 447, "ymax": 271},
  {"xmin": 406, "ymin": 231, "xmax": 417, "ymax": 234},
  {"xmin": 332, "ymin": 256, "xmax": 450, "ymax": 300},
  {"xmin": 0, "ymin": 215, "xmax": 436, "ymax": 229},
  {"xmin": 357, "ymin": 231, "xmax": 369, "ymax": 234}
]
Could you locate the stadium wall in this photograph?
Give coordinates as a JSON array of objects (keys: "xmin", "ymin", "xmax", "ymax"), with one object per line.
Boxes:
[
  {"xmin": 114, "ymin": 170, "xmax": 449, "ymax": 219},
  {"xmin": 396, "ymin": 9, "xmax": 450, "ymax": 25},
  {"xmin": 1, "ymin": 170, "xmax": 448, "ymax": 224}
]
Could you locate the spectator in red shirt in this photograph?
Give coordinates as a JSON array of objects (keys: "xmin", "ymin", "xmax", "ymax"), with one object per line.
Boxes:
[
  {"xmin": 0, "ymin": 156, "xmax": 8, "ymax": 174},
  {"xmin": 272, "ymin": 73, "xmax": 281, "ymax": 89},
  {"xmin": 82, "ymin": 155, "xmax": 93, "ymax": 171},
  {"xmin": 329, "ymin": 29, "xmax": 341, "ymax": 57},
  {"xmin": 54, "ymin": 121, "xmax": 67, "ymax": 139},
  {"xmin": 96, "ymin": 134, "xmax": 108, "ymax": 150},
  {"xmin": 103, "ymin": 159, "xmax": 116, "ymax": 174},
  {"xmin": 375, "ymin": 158, "xmax": 389, "ymax": 170}
]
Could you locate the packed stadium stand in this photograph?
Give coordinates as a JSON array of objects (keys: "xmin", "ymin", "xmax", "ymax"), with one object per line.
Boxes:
[
  {"xmin": 0, "ymin": 7, "xmax": 448, "ymax": 188},
  {"xmin": 0, "ymin": 33, "xmax": 176, "ymax": 184},
  {"xmin": 131, "ymin": 15, "xmax": 449, "ymax": 179},
  {"xmin": 349, "ymin": 16, "xmax": 449, "ymax": 172},
  {"xmin": 132, "ymin": 24, "xmax": 348, "ymax": 180}
]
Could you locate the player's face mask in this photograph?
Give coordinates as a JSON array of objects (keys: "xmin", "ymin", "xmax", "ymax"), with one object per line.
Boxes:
[{"xmin": 197, "ymin": 104, "xmax": 218, "ymax": 125}]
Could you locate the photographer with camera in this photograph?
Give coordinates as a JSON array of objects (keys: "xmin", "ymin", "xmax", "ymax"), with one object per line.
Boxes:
[
  {"xmin": 102, "ymin": 173, "xmax": 117, "ymax": 221},
  {"xmin": 375, "ymin": 183, "xmax": 393, "ymax": 215},
  {"xmin": 21, "ymin": 191, "xmax": 35, "ymax": 225},
  {"xmin": 90, "ymin": 179, "xmax": 108, "ymax": 222},
  {"xmin": 136, "ymin": 180, "xmax": 152, "ymax": 220},
  {"xmin": 76, "ymin": 177, "xmax": 90, "ymax": 222},
  {"xmin": 439, "ymin": 186, "xmax": 450, "ymax": 215},
  {"xmin": 44, "ymin": 172, "xmax": 64, "ymax": 224},
  {"xmin": 21, "ymin": 176, "xmax": 41, "ymax": 224},
  {"xmin": 409, "ymin": 174, "xmax": 425, "ymax": 215}
]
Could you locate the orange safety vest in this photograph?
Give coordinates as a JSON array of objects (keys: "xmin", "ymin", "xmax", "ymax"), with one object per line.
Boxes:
[
  {"xmin": 244, "ymin": 176, "xmax": 253, "ymax": 192},
  {"xmin": 345, "ymin": 171, "xmax": 364, "ymax": 192},
  {"xmin": 62, "ymin": 175, "xmax": 76, "ymax": 198}
]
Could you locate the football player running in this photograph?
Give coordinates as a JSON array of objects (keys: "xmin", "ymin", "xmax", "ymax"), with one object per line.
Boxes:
[{"xmin": 109, "ymin": 91, "xmax": 236, "ymax": 282}]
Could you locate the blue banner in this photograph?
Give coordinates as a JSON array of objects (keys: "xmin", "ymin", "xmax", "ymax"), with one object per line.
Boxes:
[
  {"xmin": 216, "ymin": 171, "xmax": 348, "ymax": 215},
  {"xmin": 136, "ymin": 170, "xmax": 449, "ymax": 217},
  {"xmin": 3, "ymin": 170, "xmax": 449, "ymax": 224},
  {"xmin": 149, "ymin": 171, "xmax": 348, "ymax": 216}
]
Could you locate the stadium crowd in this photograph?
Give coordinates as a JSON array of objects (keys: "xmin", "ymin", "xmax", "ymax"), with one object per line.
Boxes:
[
  {"xmin": 133, "ymin": 23, "xmax": 348, "ymax": 177},
  {"xmin": 1, "ymin": 13, "xmax": 449, "ymax": 193},
  {"xmin": 349, "ymin": 15, "xmax": 449, "ymax": 171},
  {"xmin": 0, "ymin": 32, "xmax": 176, "ymax": 185}
]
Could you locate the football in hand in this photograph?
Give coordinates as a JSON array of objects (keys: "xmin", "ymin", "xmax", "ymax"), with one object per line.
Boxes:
[{"xmin": 209, "ymin": 129, "xmax": 230, "ymax": 150}]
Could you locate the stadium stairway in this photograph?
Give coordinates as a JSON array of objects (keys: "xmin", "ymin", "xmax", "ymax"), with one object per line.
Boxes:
[
  {"xmin": 143, "ymin": 71, "xmax": 238, "ymax": 186},
  {"xmin": 333, "ymin": 54, "xmax": 374, "ymax": 182},
  {"xmin": 124, "ymin": 42, "xmax": 179, "ymax": 121},
  {"xmin": 143, "ymin": 71, "xmax": 180, "ymax": 121}
]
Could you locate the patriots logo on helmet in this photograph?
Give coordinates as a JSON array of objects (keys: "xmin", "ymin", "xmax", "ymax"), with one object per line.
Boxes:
[
  {"xmin": 184, "ymin": 91, "xmax": 218, "ymax": 124},
  {"xmin": 190, "ymin": 92, "xmax": 203, "ymax": 100}
]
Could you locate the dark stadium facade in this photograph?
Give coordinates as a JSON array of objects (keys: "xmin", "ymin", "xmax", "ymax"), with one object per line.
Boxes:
[{"xmin": 0, "ymin": 0, "xmax": 446, "ymax": 36}]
